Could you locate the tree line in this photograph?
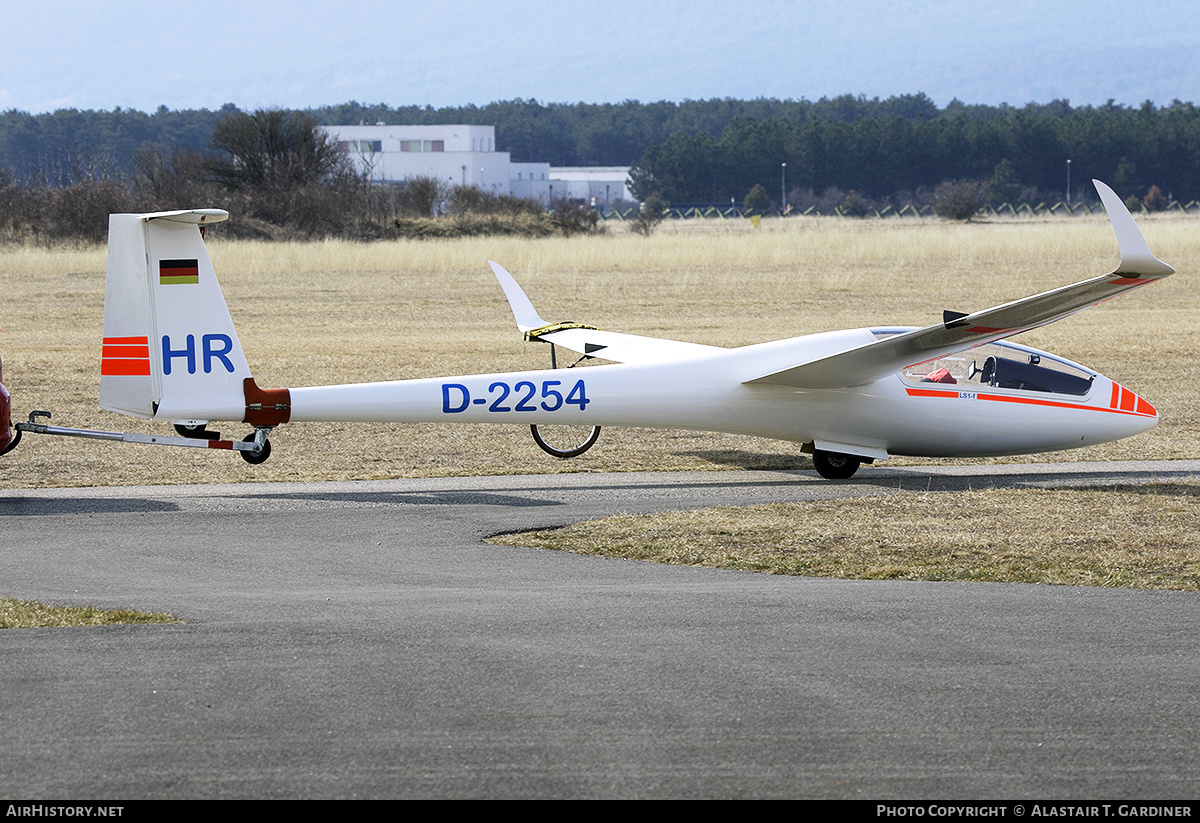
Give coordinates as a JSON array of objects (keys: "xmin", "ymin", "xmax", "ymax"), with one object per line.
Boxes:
[
  {"xmin": 304, "ymin": 97, "xmax": 1200, "ymax": 208},
  {"xmin": 1, "ymin": 95, "xmax": 1198, "ymax": 241},
  {"xmin": 0, "ymin": 96, "xmax": 952, "ymax": 180},
  {"xmin": 628, "ymin": 99, "xmax": 1200, "ymax": 209}
]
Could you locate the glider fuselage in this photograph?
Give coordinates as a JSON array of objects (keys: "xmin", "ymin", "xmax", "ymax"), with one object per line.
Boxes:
[{"xmin": 284, "ymin": 327, "xmax": 1155, "ymax": 460}]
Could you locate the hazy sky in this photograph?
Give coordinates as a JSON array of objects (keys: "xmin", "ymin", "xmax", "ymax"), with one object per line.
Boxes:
[{"xmin": 2, "ymin": 0, "xmax": 1197, "ymax": 114}]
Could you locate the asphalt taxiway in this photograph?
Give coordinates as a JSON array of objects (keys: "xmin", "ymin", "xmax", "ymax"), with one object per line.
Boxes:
[{"xmin": 3, "ymin": 461, "xmax": 1200, "ymax": 798}]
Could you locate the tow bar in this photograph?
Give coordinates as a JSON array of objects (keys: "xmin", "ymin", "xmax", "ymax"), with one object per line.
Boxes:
[{"xmin": 15, "ymin": 410, "xmax": 272, "ymax": 464}]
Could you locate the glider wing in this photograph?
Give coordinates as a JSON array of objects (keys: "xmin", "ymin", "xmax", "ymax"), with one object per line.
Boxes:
[
  {"xmin": 746, "ymin": 180, "xmax": 1173, "ymax": 389},
  {"xmin": 489, "ymin": 260, "xmax": 722, "ymax": 364}
]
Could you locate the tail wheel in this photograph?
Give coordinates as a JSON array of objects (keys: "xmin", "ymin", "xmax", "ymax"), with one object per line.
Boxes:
[
  {"xmin": 240, "ymin": 433, "xmax": 272, "ymax": 464},
  {"xmin": 812, "ymin": 449, "xmax": 860, "ymax": 480},
  {"xmin": 175, "ymin": 423, "xmax": 219, "ymax": 440},
  {"xmin": 530, "ymin": 424, "xmax": 601, "ymax": 459}
]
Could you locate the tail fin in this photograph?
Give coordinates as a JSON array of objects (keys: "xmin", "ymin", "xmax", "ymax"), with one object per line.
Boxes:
[{"xmin": 100, "ymin": 209, "xmax": 264, "ymax": 424}]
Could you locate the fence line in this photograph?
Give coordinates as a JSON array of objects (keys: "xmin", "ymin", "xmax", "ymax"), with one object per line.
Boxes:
[{"xmin": 596, "ymin": 200, "xmax": 1200, "ymax": 220}]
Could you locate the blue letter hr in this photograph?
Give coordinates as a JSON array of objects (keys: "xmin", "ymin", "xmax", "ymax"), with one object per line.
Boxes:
[{"xmin": 162, "ymin": 333, "xmax": 236, "ymax": 375}]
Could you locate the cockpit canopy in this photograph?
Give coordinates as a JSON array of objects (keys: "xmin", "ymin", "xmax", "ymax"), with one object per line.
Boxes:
[{"xmin": 870, "ymin": 330, "xmax": 1097, "ymax": 396}]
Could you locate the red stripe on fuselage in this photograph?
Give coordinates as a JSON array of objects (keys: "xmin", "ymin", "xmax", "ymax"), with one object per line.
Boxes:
[{"xmin": 905, "ymin": 387, "xmax": 1155, "ymax": 417}]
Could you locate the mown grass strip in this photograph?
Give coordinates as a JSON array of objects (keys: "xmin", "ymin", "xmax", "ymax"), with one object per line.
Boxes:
[
  {"xmin": 489, "ymin": 484, "xmax": 1200, "ymax": 590},
  {"xmin": 0, "ymin": 597, "xmax": 183, "ymax": 628}
]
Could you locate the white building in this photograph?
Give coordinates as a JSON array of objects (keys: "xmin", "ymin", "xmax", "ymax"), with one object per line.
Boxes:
[
  {"xmin": 545, "ymin": 167, "xmax": 637, "ymax": 208},
  {"xmin": 320, "ymin": 124, "xmax": 633, "ymax": 207}
]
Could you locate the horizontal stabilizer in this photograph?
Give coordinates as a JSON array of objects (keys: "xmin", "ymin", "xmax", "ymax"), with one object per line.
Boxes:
[{"xmin": 143, "ymin": 209, "xmax": 230, "ymax": 226}]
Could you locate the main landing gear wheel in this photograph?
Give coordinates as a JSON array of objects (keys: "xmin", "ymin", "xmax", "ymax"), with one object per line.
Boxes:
[
  {"xmin": 530, "ymin": 424, "xmax": 601, "ymax": 459},
  {"xmin": 812, "ymin": 449, "xmax": 861, "ymax": 480},
  {"xmin": 240, "ymin": 433, "xmax": 272, "ymax": 464},
  {"xmin": 529, "ymin": 341, "xmax": 601, "ymax": 459}
]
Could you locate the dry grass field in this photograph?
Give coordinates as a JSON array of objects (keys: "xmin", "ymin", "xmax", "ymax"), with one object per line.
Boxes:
[
  {"xmin": 2, "ymin": 212, "xmax": 1196, "ymax": 489},
  {"xmin": 4, "ymin": 213, "xmax": 1198, "ymax": 592}
]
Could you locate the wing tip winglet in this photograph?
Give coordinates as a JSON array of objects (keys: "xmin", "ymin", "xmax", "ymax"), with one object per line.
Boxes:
[
  {"xmin": 1093, "ymin": 179, "xmax": 1175, "ymax": 278},
  {"xmin": 488, "ymin": 260, "xmax": 547, "ymax": 333}
]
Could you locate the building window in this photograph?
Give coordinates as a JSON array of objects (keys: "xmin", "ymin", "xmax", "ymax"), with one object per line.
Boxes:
[{"xmin": 401, "ymin": 140, "xmax": 444, "ymax": 153}]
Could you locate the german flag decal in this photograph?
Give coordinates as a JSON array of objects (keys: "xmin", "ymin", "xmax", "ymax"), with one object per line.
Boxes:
[{"xmin": 159, "ymin": 258, "xmax": 199, "ymax": 285}]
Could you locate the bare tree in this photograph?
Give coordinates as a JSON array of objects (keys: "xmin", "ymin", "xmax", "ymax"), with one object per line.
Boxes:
[
  {"xmin": 134, "ymin": 145, "xmax": 214, "ymax": 209},
  {"xmin": 205, "ymin": 109, "xmax": 361, "ymax": 235},
  {"xmin": 208, "ymin": 109, "xmax": 346, "ymax": 192},
  {"xmin": 629, "ymin": 192, "xmax": 666, "ymax": 236},
  {"xmin": 932, "ymin": 179, "xmax": 985, "ymax": 221},
  {"xmin": 398, "ymin": 175, "xmax": 451, "ymax": 217}
]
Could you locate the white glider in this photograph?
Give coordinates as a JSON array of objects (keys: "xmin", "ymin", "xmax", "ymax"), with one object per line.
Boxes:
[{"xmin": 93, "ymin": 179, "xmax": 1171, "ymax": 479}]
